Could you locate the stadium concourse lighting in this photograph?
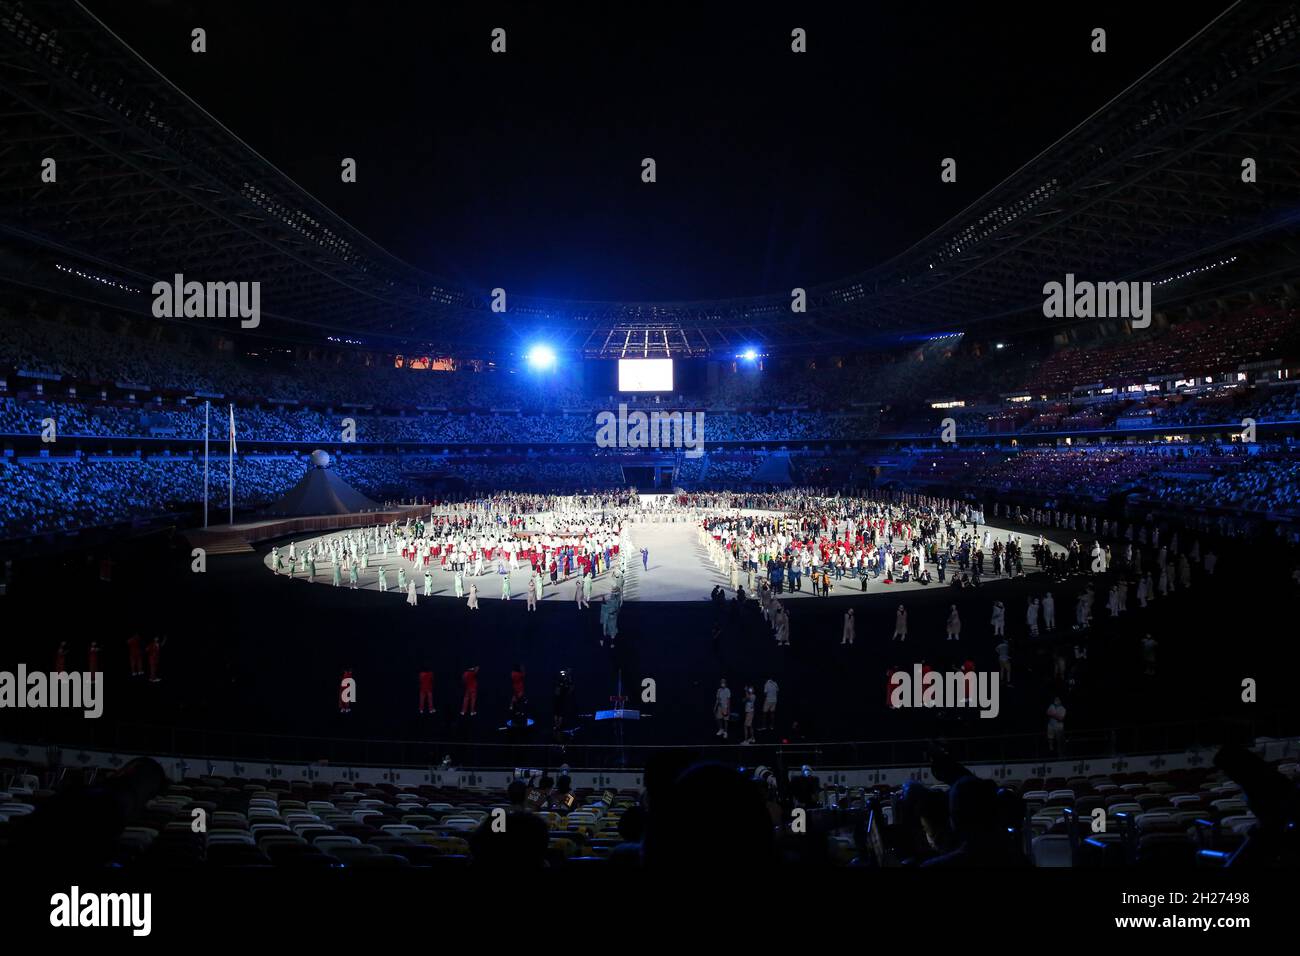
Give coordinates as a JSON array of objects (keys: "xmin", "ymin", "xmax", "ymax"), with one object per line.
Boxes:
[{"xmin": 526, "ymin": 344, "xmax": 556, "ymax": 369}]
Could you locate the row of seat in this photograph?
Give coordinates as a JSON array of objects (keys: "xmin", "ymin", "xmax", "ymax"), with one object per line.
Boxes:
[{"xmin": 4, "ymin": 760, "xmax": 1295, "ymax": 867}]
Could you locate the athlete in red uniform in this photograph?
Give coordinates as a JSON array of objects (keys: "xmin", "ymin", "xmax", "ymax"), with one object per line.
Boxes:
[
  {"xmin": 146, "ymin": 636, "xmax": 165, "ymax": 683},
  {"xmin": 460, "ymin": 665, "xmax": 480, "ymax": 716},
  {"xmin": 126, "ymin": 634, "xmax": 144, "ymax": 677},
  {"xmin": 418, "ymin": 670, "xmax": 435, "ymax": 714},
  {"xmin": 510, "ymin": 665, "xmax": 526, "ymax": 706}
]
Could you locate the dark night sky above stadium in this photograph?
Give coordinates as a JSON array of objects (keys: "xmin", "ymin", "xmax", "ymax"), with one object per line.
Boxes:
[{"xmin": 84, "ymin": 0, "xmax": 1232, "ymax": 303}]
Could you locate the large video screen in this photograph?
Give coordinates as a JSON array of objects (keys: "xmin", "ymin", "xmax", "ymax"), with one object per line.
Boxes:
[{"xmin": 618, "ymin": 358, "xmax": 673, "ymax": 392}]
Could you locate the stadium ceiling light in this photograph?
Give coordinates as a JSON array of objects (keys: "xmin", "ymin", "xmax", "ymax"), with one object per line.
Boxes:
[{"xmin": 526, "ymin": 344, "xmax": 556, "ymax": 369}]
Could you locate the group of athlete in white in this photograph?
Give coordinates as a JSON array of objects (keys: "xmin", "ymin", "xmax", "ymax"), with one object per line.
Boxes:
[
  {"xmin": 713, "ymin": 676, "xmax": 779, "ymax": 744},
  {"xmin": 269, "ymin": 498, "xmax": 642, "ymax": 613},
  {"xmin": 700, "ymin": 495, "xmax": 999, "ymax": 586}
]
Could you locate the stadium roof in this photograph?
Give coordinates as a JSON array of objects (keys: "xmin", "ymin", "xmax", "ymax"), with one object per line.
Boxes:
[{"xmin": 1, "ymin": 0, "xmax": 1298, "ymax": 356}]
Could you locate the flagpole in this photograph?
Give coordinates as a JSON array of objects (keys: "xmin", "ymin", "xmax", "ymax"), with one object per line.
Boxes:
[
  {"xmin": 203, "ymin": 401, "xmax": 210, "ymax": 529},
  {"xmin": 228, "ymin": 403, "xmax": 234, "ymax": 525}
]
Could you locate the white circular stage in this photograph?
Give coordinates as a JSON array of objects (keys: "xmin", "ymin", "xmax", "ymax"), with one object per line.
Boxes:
[{"xmin": 262, "ymin": 505, "xmax": 1071, "ymax": 604}]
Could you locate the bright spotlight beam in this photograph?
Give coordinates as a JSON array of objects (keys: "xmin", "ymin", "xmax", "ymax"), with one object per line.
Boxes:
[{"xmin": 526, "ymin": 344, "xmax": 556, "ymax": 369}]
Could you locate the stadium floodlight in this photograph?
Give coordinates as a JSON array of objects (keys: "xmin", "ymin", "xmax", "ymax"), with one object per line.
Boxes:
[
  {"xmin": 526, "ymin": 344, "xmax": 556, "ymax": 370},
  {"xmin": 739, "ymin": 348, "xmax": 758, "ymax": 362}
]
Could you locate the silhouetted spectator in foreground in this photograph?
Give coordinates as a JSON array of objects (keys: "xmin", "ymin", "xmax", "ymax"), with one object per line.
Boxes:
[
  {"xmin": 642, "ymin": 762, "xmax": 775, "ymax": 867},
  {"xmin": 9, "ymin": 757, "xmax": 167, "ymax": 868},
  {"xmin": 608, "ymin": 804, "xmax": 647, "ymax": 866},
  {"xmin": 507, "ymin": 780, "xmax": 529, "ymax": 811},
  {"xmin": 922, "ymin": 775, "xmax": 1030, "ymax": 868},
  {"xmin": 913, "ymin": 786, "xmax": 955, "ymax": 865},
  {"xmin": 469, "ymin": 811, "xmax": 549, "ymax": 868},
  {"xmin": 1215, "ymin": 744, "xmax": 1300, "ymax": 867}
]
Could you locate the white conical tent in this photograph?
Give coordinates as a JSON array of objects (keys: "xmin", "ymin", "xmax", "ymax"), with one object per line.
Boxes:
[{"xmin": 262, "ymin": 454, "xmax": 379, "ymax": 516}]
